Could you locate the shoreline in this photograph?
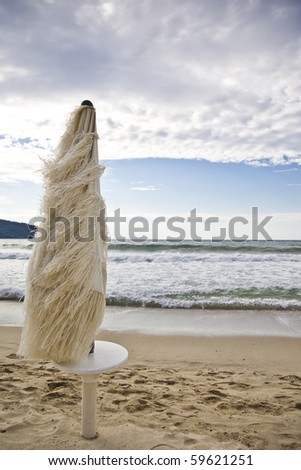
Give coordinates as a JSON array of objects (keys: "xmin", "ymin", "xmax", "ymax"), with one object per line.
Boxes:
[{"xmin": 1, "ymin": 301, "xmax": 301, "ymax": 337}]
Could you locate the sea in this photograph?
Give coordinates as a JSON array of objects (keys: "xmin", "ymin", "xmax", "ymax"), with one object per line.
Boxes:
[{"xmin": 0, "ymin": 238, "xmax": 301, "ymax": 335}]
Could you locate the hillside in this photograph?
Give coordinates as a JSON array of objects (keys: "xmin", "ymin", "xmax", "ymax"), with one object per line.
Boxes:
[{"xmin": 0, "ymin": 219, "xmax": 36, "ymax": 239}]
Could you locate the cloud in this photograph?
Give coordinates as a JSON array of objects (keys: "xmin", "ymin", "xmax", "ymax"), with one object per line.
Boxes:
[
  {"xmin": 0, "ymin": 0, "xmax": 301, "ymax": 183},
  {"xmin": 273, "ymin": 167, "xmax": 299, "ymax": 173},
  {"xmin": 0, "ymin": 134, "xmax": 49, "ymax": 183},
  {"xmin": 130, "ymin": 185, "xmax": 159, "ymax": 191}
]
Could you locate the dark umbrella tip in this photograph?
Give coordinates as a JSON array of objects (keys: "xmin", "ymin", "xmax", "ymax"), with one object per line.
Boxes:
[{"xmin": 81, "ymin": 100, "xmax": 93, "ymax": 107}]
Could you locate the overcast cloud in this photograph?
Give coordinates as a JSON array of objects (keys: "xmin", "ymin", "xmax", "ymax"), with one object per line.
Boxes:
[{"xmin": 0, "ymin": 0, "xmax": 301, "ymax": 182}]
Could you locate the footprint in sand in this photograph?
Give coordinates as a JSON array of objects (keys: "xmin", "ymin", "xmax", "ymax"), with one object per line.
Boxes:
[
  {"xmin": 125, "ymin": 398, "xmax": 150, "ymax": 412},
  {"xmin": 43, "ymin": 391, "xmax": 68, "ymax": 400},
  {"xmin": 208, "ymin": 389, "xmax": 227, "ymax": 397},
  {"xmin": 23, "ymin": 386, "xmax": 39, "ymax": 394},
  {"xmin": 1, "ymin": 367, "xmax": 14, "ymax": 374},
  {"xmin": 47, "ymin": 381, "xmax": 70, "ymax": 390},
  {"xmin": 6, "ymin": 354, "xmax": 18, "ymax": 359}
]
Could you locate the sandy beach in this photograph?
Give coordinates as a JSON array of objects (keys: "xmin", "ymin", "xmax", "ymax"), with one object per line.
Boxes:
[{"xmin": 1, "ymin": 321, "xmax": 301, "ymax": 450}]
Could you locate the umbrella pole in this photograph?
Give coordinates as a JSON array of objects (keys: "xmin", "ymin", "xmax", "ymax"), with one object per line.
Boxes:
[
  {"xmin": 81, "ymin": 374, "xmax": 98, "ymax": 439},
  {"xmin": 54, "ymin": 341, "xmax": 128, "ymax": 440}
]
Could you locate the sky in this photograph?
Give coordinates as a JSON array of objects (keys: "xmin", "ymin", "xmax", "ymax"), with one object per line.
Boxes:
[{"xmin": 0, "ymin": 0, "xmax": 300, "ymax": 239}]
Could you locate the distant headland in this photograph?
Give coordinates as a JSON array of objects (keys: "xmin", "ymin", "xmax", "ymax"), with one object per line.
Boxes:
[{"xmin": 0, "ymin": 219, "xmax": 36, "ymax": 239}]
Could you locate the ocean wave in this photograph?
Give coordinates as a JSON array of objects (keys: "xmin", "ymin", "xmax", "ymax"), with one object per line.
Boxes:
[
  {"xmin": 1, "ymin": 240, "xmax": 301, "ymax": 255},
  {"xmin": 106, "ymin": 286, "xmax": 301, "ymax": 310},
  {"xmin": 0, "ymin": 241, "xmax": 34, "ymax": 249},
  {"xmin": 0, "ymin": 287, "xmax": 24, "ymax": 301},
  {"xmin": 0, "ymin": 252, "xmax": 31, "ymax": 260},
  {"xmin": 107, "ymin": 252, "xmax": 299, "ymax": 263},
  {"xmin": 106, "ymin": 295, "xmax": 301, "ymax": 310},
  {"xmin": 2, "ymin": 285, "xmax": 301, "ymax": 310},
  {"xmin": 108, "ymin": 241, "xmax": 301, "ymax": 254},
  {"xmin": 0, "ymin": 249, "xmax": 299, "ymax": 263}
]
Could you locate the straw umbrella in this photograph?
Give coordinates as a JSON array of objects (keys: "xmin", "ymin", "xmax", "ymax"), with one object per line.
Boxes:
[{"xmin": 19, "ymin": 100, "xmax": 107, "ymax": 363}]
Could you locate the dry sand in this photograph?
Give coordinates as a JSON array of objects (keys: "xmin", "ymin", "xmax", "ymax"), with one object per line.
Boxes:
[{"xmin": 0, "ymin": 325, "xmax": 301, "ymax": 450}]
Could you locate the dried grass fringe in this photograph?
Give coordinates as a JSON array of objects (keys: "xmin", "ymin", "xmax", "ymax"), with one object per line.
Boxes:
[{"xmin": 18, "ymin": 105, "xmax": 107, "ymax": 363}]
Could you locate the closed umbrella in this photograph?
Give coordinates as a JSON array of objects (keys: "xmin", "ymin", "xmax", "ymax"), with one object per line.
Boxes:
[{"xmin": 19, "ymin": 100, "xmax": 107, "ymax": 363}]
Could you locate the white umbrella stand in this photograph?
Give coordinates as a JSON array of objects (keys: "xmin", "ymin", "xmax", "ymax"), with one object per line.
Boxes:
[{"xmin": 55, "ymin": 341, "xmax": 128, "ymax": 439}]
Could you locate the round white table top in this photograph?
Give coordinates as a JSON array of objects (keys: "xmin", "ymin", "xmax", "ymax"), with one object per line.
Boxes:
[{"xmin": 55, "ymin": 340, "xmax": 128, "ymax": 375}]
